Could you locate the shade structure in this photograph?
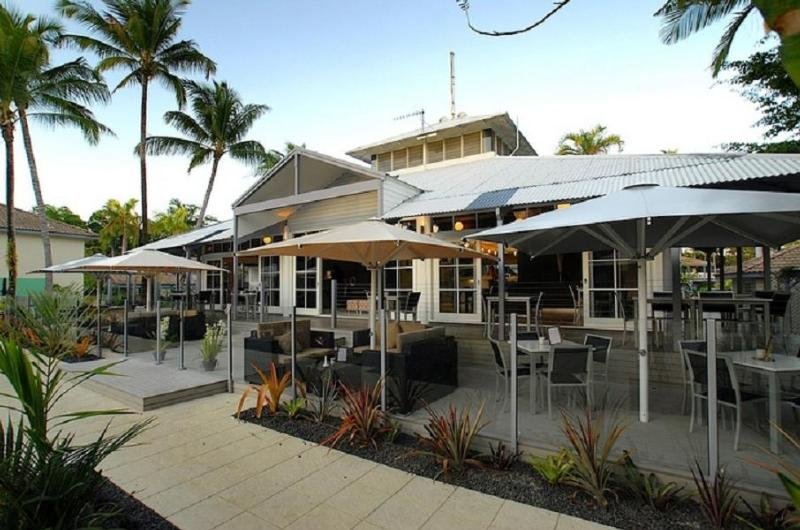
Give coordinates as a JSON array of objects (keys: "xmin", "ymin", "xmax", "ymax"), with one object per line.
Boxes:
[
  {"xmin": 470, "ymin": 184, "xmax": 800, "ymax": 425},
  {"xmin": 71, "ymin": 249, "xmax": 225, "ymax": 274},
  {"xmin": 238, "ymin": 220, "xmax": 488, "ymax": 265},
  {"xmin": 238, "ymin": 219, "xmax": 492, "ymax": 409},
  {"xmin": 30, "ymin": 253, "xmax": 109, "ymax": 273}
]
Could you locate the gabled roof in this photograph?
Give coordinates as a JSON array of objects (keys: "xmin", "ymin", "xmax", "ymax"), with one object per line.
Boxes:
[
  {"xmin": 383, "ymin": 153, "xmax": 800, "ymax": 219},
  {"xmin": 0, "ymin": 204, "xmax": 94, "ymax": 239},
  {"xmin": 726, "ymin": 246, "xmax": 800, "ymax": 275},
  {"xmin": 232, "ymin": 147, "xmax": 388, "ymax": 208},
  {"xmin": 346, "ymin": 112, "xmax": 536, "ymax": 162}
]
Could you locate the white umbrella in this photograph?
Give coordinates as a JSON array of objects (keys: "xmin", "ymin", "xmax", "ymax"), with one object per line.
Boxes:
[
  {"xmin": 239, "ymin": 219, "xmax": 491, "ymax": 408},
  {"xmin": 471, "ymin": 184, "xmax": 800, "ymax": 423}
]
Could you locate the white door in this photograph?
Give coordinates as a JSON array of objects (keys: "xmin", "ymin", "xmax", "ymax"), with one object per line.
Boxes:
[{"xmin": 432, "ymin": 258, "xmax": 482, "ymax": 324}]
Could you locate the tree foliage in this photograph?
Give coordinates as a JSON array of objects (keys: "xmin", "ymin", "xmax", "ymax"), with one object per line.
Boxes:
[
  {"xmin": 44, "ymin": 204, "xmax": 86, "ymax": 228},
  {"xmin": 556, "ymin": 125, "xmax": 624, "ymax": 155}
]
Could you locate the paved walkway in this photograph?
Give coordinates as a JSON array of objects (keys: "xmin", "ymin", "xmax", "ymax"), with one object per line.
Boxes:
[{"xmin": 6, "ymin": 378, "xmax": 612, "ymax": 529}]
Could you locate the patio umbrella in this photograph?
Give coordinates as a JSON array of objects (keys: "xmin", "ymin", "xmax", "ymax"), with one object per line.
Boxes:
[
  {"xmin": 31, "ymin": 254, "xmax": 110, "ymax": 358},
  {"xmin": 470, "ymin": 184, "xmax": 800, "ymax": 423},
  {"xmin": 72, "ymin": 249, "xmax": 226, "ymax": 368},
  {"xmin": 238, "ymin": 219, "xmax": 490, "ymax": 408}
]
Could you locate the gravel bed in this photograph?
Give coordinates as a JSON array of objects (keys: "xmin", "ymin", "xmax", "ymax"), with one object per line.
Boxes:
[
  {"xmin": 237, "ymin": 409, "xmax": 760, "ymax": 529},
  {"xmin": 96, "ymin": 476, "xmax": 179, "ymax": 530},
  {"xmin": 62, "ymin": 353, "xmax": 102, "ymax": 363}
]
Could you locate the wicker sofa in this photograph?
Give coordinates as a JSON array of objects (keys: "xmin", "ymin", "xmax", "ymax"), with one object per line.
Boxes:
[{"xmin": 243, "ymin": 320, "xmax": 332, "ymax": 383}]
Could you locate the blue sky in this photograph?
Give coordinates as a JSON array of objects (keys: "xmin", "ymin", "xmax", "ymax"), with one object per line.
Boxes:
[{"xmin": 10, "ymin": 0, "xmax": 772, "ymax": 221}]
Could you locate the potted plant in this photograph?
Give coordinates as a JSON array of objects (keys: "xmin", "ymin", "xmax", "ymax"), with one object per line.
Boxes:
[{"xmin": 200, "ymin": 320, "xmax": 226, "ymax": 371}]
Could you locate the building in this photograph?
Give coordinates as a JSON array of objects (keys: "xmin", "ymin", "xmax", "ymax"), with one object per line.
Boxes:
[
  {"xmin": 0, "ymin": 204, "xmax": 95, "ymax": 294},
  {"xmin": 144, "ymin": 113, "xmax": 800, "ymax": 329}
]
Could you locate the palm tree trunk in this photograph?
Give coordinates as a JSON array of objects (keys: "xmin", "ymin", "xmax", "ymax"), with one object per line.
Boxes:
[
  {"xmin": 2, "ymin": 122, "xmax": 17, "ymax": 302},
  {"xmin": 197, "ymin": 155, "xmax": 220, "ymax": 228},
  {"xmin": 139, "ymin": 79, "xmax": 149, "ymax": 244},
  {"xmin": 753, "ymin": 3, "xmax": 800, "ymax": 88},
  {"xmin": 19, "ymin": 108, "xmax": 53, "ymax": 291}
]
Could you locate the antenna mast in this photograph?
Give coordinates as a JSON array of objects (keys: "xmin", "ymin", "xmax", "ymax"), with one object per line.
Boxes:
[
  {"xmin": 394, "ymin": 109, "xmax": 426, "ymax": 132},
  {"xmin": 449, "ymin": 51, "xmax": 456, "ymax": 119}
]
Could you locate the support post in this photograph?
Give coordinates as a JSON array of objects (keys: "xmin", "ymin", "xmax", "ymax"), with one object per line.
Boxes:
[
  {"xmin": 155, "ymin": 299, "xmax": 162, "ymax": 365},
  {"xmin": 706, "ymin": 250, "xmax": 713, "ymax": 291},
  {"xmin": 227, "ymin": 304, "xmax": 233, "ymax": 392},
  {"xmin": 123, "ymin": 299, "xmax": 129, "ymax": 357},
  {"xmin": 331, "ymin": 279, "xmax": 337, "ymax": 328},
  {"xmin": 637, "ymin": 258, "xmax": 649, "ymax": 422},
  {"xmin": 96, "ymin": 275, "xmax": 102, "ymax": 357},
  {"xmin": 290, "ymin": 305, "xmax": 297, "ymax": 399},
  {"xmin": 369, "ymin": 269, "xmax": 377, "ymax": 348},
  {"xmin": 509, "ymin": 313, "xmax": 518, "ymax": 452},
  {"xmin": 670, "ymin": 248, "xmax": 682, "ymax": 347},
  {"xmin": 146, "ymin": 276, "xmax": 152, "ymax": 311},
  {"xmin": 496, "ymin": 208, "xmax": 505, "ymax": 341},
  {"xmin": 736, "ymin": 247, "xmax": 744, "ymax": 294},
  {"xmin": 718, "ymin": 248, "xmax": 725, "ymax": 290},
  {"xmin": 179, "ymin": 299, "xmax": 185, "ymax": 370},
  {"xmin": 232, "ymin": 215, "xmax": 240, "ymax": 319},
  {"xmin": 706, "ymin": 317, "xmax": 719, "ymax": 474},
  {"xmin": 763, "ymin": 246, "xmax": 772, "ymax": 290},
  {"xmin": 380, "ymin": 306, "xmax": 387, "ymax": 411},
  {"xmin": 260, "ymin": 280, "xmax": 266, "ymax": 323}
]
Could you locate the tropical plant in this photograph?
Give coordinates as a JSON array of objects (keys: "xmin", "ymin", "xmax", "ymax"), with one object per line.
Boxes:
[
  {"xmin": 530, "ymin": 449, "xmax": 574, "ymax": 485},
  {"xmin": 58, "ymin": 0, "xmax": 216, "ymax": 243},
  {"xmin": 144, "ymin": 80, "xmax": 268, "ymax": 226},
  {"xmin": 73, "ymin": 336, "xmax": 93, "ymax": 359},
  {"xmin": 44, "ymin": 204, "xmax": 87, "ymax": 228},
  {"xmin": 751, "ymin": 425, "xmax": 800, "ymax": 525},
  {"xmin": 560, "ymin": 406, "xmax": 627, "ymax": 508},
  {"xmin": 18, "ymin": 57, "xmax": 112, "ymax": 291},
  {"xmin": 281, "ymin": 397, "xmax": 306, "ymax": 419},
  {"xmin": 691, "ymin": 461, "xmax": 741, "ymax": 529},
  {"xmin": 236, "ymin": 362, "xmax": 291, "ymax": 418},
  {"xmin": 97, "ymin": 198, "xmax": 139, "ymax": 255},
  {"xmin": 257, "ymin": 141, "xmax": 306, "ymax": 175},
  {"xmin": 655, "ymin": 1, "xmax": 800, "ymax": 88},
  {"xmin": 614, "ymin": 450, "xmax": 688, "ymax": 512},
  {"xmin": 0, "ymin": 5, "xmax": 60, "ymax": 300},
  {"xmin": 323, "ymin": 381, "xmax": 392, "ymax": 450},
  {"xmin": 306, "ymin": 369, "xmax": 339, "ymax": 423},
  {"xmin": 15, "ymin": 286, "xmax": 92, "ymax": 358},
  {"xmin": 150, "ymin": 202, "xmax": 192, "ymax": 240},
  {"xmin": 555, "ymin": 124, "xmax": 624, "ymax": 155},
  {"xmin": 485, "ymin": 441, "xmax": 521, "ymax": 471},
  {"xmin": 199, "ymin": 319, "xmax": 225, "ymax": 363},
  {"xmin": 0, "ymin": 339, "xmax": 150, "ymax": 528},
  {"xmin": 415, "ymin": 403, "xmax": 487, "ymax": 477},
  {"xmin": 739, "ymin": 494, "xmax": 796, "ymax": 529},
  {"xmin": 387, "ymin": 375, "xmax": 429, "ymax": 414}
]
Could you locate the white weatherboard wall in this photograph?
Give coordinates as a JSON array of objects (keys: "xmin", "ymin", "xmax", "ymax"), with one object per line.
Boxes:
[
  {"xmin": 286, "ymin": 192, "xmax": 378, "ymax": 234},
  {"xmin": 382, "ymin": 177, "xmax": 420, "ymax": 215}
]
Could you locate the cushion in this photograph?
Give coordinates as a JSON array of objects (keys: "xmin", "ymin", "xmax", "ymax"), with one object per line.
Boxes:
[
  {"xmin": 276, "ymin": 332, "xmax": 299, "ymax": 354},
  {"xmin": 400, "ymin": 321, "xmax": 427, "ymax": 333},
  {"xmin": 387, "ymin": 321, "xmax": 401, "ymax": 350}
]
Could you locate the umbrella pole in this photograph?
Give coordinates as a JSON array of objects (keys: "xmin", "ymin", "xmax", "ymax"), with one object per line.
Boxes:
[
  {"xmin": 155, "ymin": 297, "xmax": 162, "ymax": 365},
  {"xmin": 378, "ymin": 265, "xmax": 387, "ymax": 411},
  {"xmin": 96, "ymin": 274, "xmax": 102, "ymax": 358},
  {"xmin": 179, "ymin": 297, "xmax": 185, "ymax": 370},
  {"xmin": 637, "ymin": 258, "xmax": 649, "ymax": 423},
  {"xmin": 369, "ymin": 269, "xmax": 376, "ymax": 348},
  {"xmin": 124, "ymin": 273, "xmax": 130, "ymax": 356}
]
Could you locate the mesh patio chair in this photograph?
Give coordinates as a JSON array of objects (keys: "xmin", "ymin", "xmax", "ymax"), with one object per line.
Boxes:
[
  {"xmin": 584, "ymin": 334, "xmax": 612, "ymax": 384},
  {"xmin": 490, "ymin": 339, "xmax": 532, "ymax": 412},
  {"xmin": 399, "ymin": 291, "xmax": 421, "ymax": 321},
  {"xmin": 682, "ymin": 346, "xmax": 765, "ymax": 451},
  {"xmin": 543, "ymin": 344, "xmax": 591, "ymax": 419}
]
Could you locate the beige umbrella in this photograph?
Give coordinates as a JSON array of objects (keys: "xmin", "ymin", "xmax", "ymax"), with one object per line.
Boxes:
[{"xmin": 239, "ymin": 219, "xmax": 491, "ymax": 408}]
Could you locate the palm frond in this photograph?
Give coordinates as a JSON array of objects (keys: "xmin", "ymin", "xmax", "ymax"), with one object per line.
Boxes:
[
  {"xmin": 142, "ymin": 135, "xmax": 205, "ymax": 159},
  {"xmin": 656, "ymin": 0, "xmax": 748, "ymax": 44},
  {"xmin": 229, "ymin": 140, "xmax": 267, "ymax": 166},
  {"xmin": 711, "ymin": 5, "xmax": 756, "ymax": 76}
]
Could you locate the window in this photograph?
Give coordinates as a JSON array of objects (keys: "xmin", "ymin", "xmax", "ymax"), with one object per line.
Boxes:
[
  {"xmin": 408, "ymin": 145, "xmax": 423, "ymax": 167},
  {"xmin": 463, "ymin": 132, "xmax": 481, "ymax": 156},
  {"xmin": 392, "ymin": 149, "xmax": 407, "ymax": 170},
  {"xmin": 427, "ymin": 141, "xmax": 444, "ymax": 163},
  {"xmin": 384, "ymin": 260, "xmax": 412, "ymax": 302},
  {"xmin": 377, "ymin": 152, "xmax": 391, "ymax": 172},
  {"xmin": 260, "ymin": 235, "xmax": 282, "ymax": 307},
  {"xmin": 444, "ymin": 136, "xmax": 461, "ymax": 160},
  {"xmin": 439, "ymin": 258, "xmax": 476, "ymax": 314},
  {"xmin": 206, "ymin": 259, "xmax": 222, "ymax": 291},
  {"xmin": 296, "ymin": 256, "xmax": 317, "ymax": 308},
  {"xmin": 588, "ymin": 250, "xmax": 636, "ymax": 319}
]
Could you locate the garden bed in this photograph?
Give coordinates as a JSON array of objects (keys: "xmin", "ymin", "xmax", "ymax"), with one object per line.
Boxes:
[
  {"xmin": 236, "ymin": 408, "xmax": 746, "ymax": 530},
  {"xmin": 61, "ymin": 353, "xmax": 102, "ymax": 363},
  {"xmin": 96, "ymin": 475, "xmax": 179, "ymax": 530}
]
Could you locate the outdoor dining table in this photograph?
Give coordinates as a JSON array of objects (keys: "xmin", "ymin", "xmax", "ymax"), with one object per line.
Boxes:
[
  {"xmin": 722, "ymin": 351, "xmax": 800, "ymax": 453},
  {"xmin": 487, "ymin": 296, "xmax": 532, "ymax": 337},
  {"xmin": 515, "ymin": 339, "xmax": 588, "ymax": 414}
]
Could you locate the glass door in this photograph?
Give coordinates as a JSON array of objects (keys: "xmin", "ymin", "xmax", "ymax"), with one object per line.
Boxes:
[
  {"xmin": 584, "ymin": 250, "xmax": 637, "ymax": 327},
  {"xmin": 434, "ymin": 258, "xmax": 481, "ymax": 323}
]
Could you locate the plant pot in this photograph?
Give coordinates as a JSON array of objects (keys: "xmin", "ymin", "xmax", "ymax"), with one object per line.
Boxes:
[
  {"xmin": 153, "ymin": 349, "xmax": 166, "ymax": 363},
  {"xmin": 203, "ymin": 358, "xmax": 218, "ymax": 371}
]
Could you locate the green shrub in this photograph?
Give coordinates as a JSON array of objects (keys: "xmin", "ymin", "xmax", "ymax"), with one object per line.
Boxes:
[
  {"xmin": 613, "ymin": 450, "xmax": 687, "ymax": 512},
  {"xmin": 414, "ymin": 403, "xmax": 487, "ymax": 477},
  {"xmin": 739, "ymin": 494, "xmax": 795, "ymax": 529},
  {"xmin": 530, "ymin": 449, "xmax": 574, "ymax": 485},
  {"xmin": 0, "ymin": 339, "xmax": 151, "ymax": 528},
  {"xmin": 691, "ymin": 461, "xmax": 740, "ymax": 529},
  {"xmin": 485, "ymin": 441, "xmax": 521, "ymax": 470}
]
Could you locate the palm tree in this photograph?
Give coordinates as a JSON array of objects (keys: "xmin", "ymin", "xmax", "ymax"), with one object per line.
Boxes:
[
  {"xmin": 151, "ymin": 203, "xmax": 192, "ymax": 239},
  {"xmin": 0, "ymin": 6, "xmax": 59, "ymax": 300},
  {"xmin": 144, "ymin": 80, "xmax": 268, "ymax": 226},
  {"xmin": 17, "ymin": 58, "xmax": 113, "ymax": 291},
  {"xmin": 99, "ymin": 198, "xmax": 140, "ymax": 255},
  {"xmin": 556, "ymin": 125, "xmax": 624, "ymax": 155},
  {"xmin": 256, "ymin": 141, "xmax": 305, "ymax": 176},
  {"xmin": 57, "ymin": 0, "xmax": 216, "ymax": 243},
  {"xmin": 655, "ymin": 1, "xmax": 800, "ymax": 86}
]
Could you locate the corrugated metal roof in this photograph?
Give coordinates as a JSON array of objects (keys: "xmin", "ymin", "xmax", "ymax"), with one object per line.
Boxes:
[
  {"xmin": 137, "ymin": 220, "xmax": 232, "ymax": 251},
  {"xmin": 383, "ymin": 154, "xmax": 800, "ymax": 218}
]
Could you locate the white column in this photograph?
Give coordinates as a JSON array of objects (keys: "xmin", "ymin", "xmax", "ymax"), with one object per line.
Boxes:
[
  {"xmin": 637, "ymin": 258, "xmax": 649, "ymax": 422},
  {"xmin": 369, "ymin": 268, "xmax": 377, "ymax": 348}
]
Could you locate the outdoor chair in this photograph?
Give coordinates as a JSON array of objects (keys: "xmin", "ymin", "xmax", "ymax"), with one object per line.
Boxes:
[
  {"xmin": 769, "ymin": 292, "xmax": 792, "ymax": 338},
  {"xmin": 616, "ymin": 293, "xmax": 634, "ymax": 346},
  {"xmin": 490, "ymin": 339, "xmax": 531, "ymax": 412},
  {"xmin": 399, "ymin": 291, "xmax": 421, "ymax": 321},
  {"xmin": 542, "ymin": 344, "xmax": 591, "ymax": 419},
  {"xmin": 678, "ymin": 340, "xmax": 706, "ymax": 414},
  {"xmin": 584, "ymin": 334, "xmax": 612, "ymax": 384},
  {"xmin": 682, "ymin": 346, "xmax": 765, "ymax": 451},
  {"xmin": 533, "ymin": 291, "xmax": 544, "ymax": 336}
]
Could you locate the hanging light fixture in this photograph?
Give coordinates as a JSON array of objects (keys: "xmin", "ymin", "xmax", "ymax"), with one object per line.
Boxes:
[
  {"xmin": 262, "ymin": 235, "xmax": 272, "ymax": 245},
  {"xmin": 454, "ymin": 220, "xmax": 464, "ymax": 231}
]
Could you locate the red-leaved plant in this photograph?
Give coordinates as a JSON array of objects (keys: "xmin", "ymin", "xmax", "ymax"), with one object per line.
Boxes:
[
  {"xmin": 415, "ymin": 402, "xmax": 487, "ymax": 477},
  {"xmin": 323, "ymin": 381, "xmax": 391, "ymax": 449}
]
